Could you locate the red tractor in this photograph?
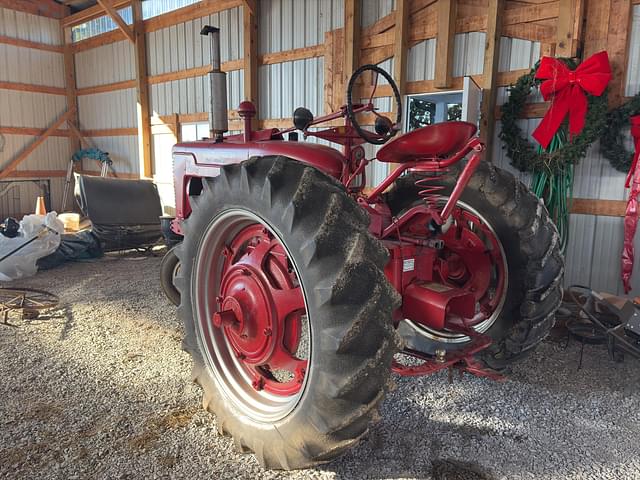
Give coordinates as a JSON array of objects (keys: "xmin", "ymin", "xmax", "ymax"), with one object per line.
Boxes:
[{"xmin": 161, "ymin": 27, "xmax": 563, "ymax": 469}]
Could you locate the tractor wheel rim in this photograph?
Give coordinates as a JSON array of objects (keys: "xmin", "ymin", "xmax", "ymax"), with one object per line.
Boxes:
[
  {"xmin": 193, "ymin": 209, "xmax": 311, "ymax": 423},
  {"xmin": 407, "ymin": 200, "xmax": 508, "ymax": 344}
]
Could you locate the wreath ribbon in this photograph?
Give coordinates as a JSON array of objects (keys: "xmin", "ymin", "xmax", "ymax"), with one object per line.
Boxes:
[
  {"xmin": 622, "ymin": 115, "xmax": 640, "ymax": 293},
  {"xmin": 532, "ymin": 51, "xmax": 612, "ymax": 149}
]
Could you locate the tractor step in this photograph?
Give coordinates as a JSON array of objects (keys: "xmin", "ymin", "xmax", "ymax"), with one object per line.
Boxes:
[{"xmin": 392, "ymin": 325, "xmax": 504, "ymax": 381}]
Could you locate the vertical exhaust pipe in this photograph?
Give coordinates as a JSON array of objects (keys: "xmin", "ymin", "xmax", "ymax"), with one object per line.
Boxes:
[{"xmin": 200, "ymin": 26, "xmax": 228, "ymax": 142}]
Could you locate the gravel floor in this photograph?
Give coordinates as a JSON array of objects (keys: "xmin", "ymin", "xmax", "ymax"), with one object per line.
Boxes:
[{"xmin": 1, "ymin": 253, "xmax": 640, "ymax": 480}]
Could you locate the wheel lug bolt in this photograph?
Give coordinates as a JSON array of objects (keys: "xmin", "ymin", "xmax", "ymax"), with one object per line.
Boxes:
[
  {"xmin": 241, "ymin": 268, "xmax": 251, "ymax": 276},
  {"xmin": 236, "ymin": 352, "xmax": 246, "ymax": 360},
  {"xmin": 263, "ymin": 328, "xmax": 272, "ymax": 337},
  {"xmin": 252, "ymin": 378, "xmax": 265, "ymax": 391},
  {"xmin": 216, "ymin": 296, "xmax": 224, "ymax": 305}
]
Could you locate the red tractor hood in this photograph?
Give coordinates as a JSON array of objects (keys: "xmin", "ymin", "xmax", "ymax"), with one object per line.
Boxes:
[{"xmin": 173, "ymin": 139, "xmax": 345, "ymax": 179}]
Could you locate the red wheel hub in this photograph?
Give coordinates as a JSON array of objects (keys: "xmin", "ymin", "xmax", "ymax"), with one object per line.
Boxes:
[{"xmin": 211, "ymin": 225, "xmax": 308, "ymax": 396}]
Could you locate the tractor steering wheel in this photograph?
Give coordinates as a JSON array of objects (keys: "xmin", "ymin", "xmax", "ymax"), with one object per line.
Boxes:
[{"xmin": 346, "ymin": 64, "xmax": 402, "ymax": 145}]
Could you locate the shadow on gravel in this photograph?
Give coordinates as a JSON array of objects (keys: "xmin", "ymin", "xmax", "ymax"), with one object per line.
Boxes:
[{"xmin": 319, "ymin": 394, "xmax": 499, "ymax": 480}]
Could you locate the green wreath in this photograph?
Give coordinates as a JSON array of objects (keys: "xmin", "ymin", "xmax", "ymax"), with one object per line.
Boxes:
[
  {"xmin": 600, "ymin": 91, "xmax": 640, "ymax": 172},
  {"xmin": 499, "ymin": 58, "xmax": 609, "ymax": 174}
]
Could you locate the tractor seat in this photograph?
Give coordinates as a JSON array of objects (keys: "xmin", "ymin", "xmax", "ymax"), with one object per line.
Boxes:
[{"xmin": 377, "ymin": 121, "xmax": 477, "ymax": 163}]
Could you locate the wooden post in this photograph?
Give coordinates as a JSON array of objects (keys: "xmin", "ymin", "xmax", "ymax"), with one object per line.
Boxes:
[
  {"xmin": 344, "ymin": 0, "xmax": 361, "ymax": 86},
  {"xmin": 393, "ymin": 0, "xmax": 410, "ymax": 107},
  {"xmin": 556, "ymin": 0, "xmax": 582, "ymax": 58},
  {"xmin": 434, "ymin": 0, "xmax": 458, "ymax": 89},
  {"xmin": 606, "ymin": 0, "xmax": 633, "ymax": 107},
  {"xmin": 0, "ymin": 109, "xmax": 76, "ymax": 180},
  {"xmin": 96, "ymin": 0, "xmax": 135, "ymax": 43},
  {"xmin": 132, "ymin": 0, "xmax": 153, "ymax": 178},
  {"xmin": 61, "ymin": 17, "xmax": 80, "ymax": 157},
  {"xmin": 478, "ymin": 0, "xmax": 504, "ymax": 160},
  {"xmin": 243, "ymin": 0, "xmax": 258, "ymax": 126}
]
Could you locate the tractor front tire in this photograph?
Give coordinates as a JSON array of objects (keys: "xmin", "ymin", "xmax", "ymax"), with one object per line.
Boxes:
[
  {"xmin": 385, "ymin": 160, "xmax": 564, "ymax": 369},
  {"xmin": 175, "ymin": 156, "xmax": 401, "ymax": 469},
  {"xmin": 160, "ymin": 246, "xmax": 180, "ymax": 306}
]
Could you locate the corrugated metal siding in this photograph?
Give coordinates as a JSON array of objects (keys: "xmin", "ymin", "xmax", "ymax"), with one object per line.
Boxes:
[
  {"xmin": 75, "ymin": 41, "xmax": 136, "ymax": 88},
  {"xmin": 0, "ymin": 8, "xmax": 62, "ymax": 45},
  {"xmin": 0, "ymin": 9, "xmax": 69, "ymax": 216},
  {"xmin": 78, "ymin": 89, "xmax": 138, "ymax": 129},
  {"xmin": 258, "ymin": 0, "xmax": 344, "ymax": 55},
  {"xmin": 408, "ymin": 39, "xmax": 436, "ymax": 81},
  {"xmin": 491, "ymin": 36, "xmax": 640, "ymax": 295},
  {"xmin": 86, "ymin": 136, "xmax": 140, "ymax": 176},
  {"xmin": 361, "ymin": 0, "xmax": 394, "ymax": 27},
  {"xmin": 151, "ymin": 70, "xmax": 244, "ymax": 115},
  {"xmin": 147, "ymin": 8, "xmax": 243, "ymax": 116},
  {"xmin": 142, "ymin": 0, "xmax": 201, "ymax": 19},
  {"xmin": 453, "ymin": 32, "xmax": 486, "ymax": 76},
  {"xmin": 71, "ymin": 6, "xmax": 133, "ymax": 42},
  {"xmin": 627, "ymin": 5, "xmax": 640, "ymax": 96},
  {"xmin": 258, "ymin": 58, "xmax": 323, "ymax": 119}
]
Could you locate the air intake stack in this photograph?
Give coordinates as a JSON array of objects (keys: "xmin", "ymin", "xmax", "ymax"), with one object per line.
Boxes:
[{"xmin": 200, "ymin": 25, "xmax": 228, "ymax": 142}]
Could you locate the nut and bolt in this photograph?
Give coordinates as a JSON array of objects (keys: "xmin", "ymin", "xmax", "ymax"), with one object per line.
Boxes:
[{"xmin": 435, "ymin": 349, "xmax": 446, "ymax": 363}]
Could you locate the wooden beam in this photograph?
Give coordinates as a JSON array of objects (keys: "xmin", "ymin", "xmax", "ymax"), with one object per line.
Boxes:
[
  {"xmin": 556, "ymin": 0, "xmax": 578, "ymax": 57},
  {"xmin": 0, "ymin": 81, "xmax": 65, "ymax": 96},
  {"xmin": 570, "ymin": 198, "xmax": 627, "ymax": 217},
  {"xmin": 583, "ymin": 0, "xmax": 612, "ymax": 57},
  {"xmin": 242, "ymin": 0, "xmax": 255, "ymax": 15},
  {"xmin": 3, "ymin": 170, "xmax": 67, "ymax": 179},
  {"xmin": 607, "ymin": 0, "xmax": 633, "ymax": 107},
  {"xmin": 143, "ymin": 0, "xmax": 240, "ymax": 34},
  {"xmin": 259, "ymin": 45, "xmax": 324, "ymax": 65},
  {"xmin": 63, "ymin": 0, "xmax": 131, "ymax": 28},
  {"xmin": 0, "ymin": 126, "xmax": 69, "ymax": 137},
  {"xmin": 343, "ymin": 0, "xmax": 361, "ymax": 85},
  {"xmin": 0, "ymin": 35, "xmax": 63, "ymax": 53},
  {"xmin": 0, "ymin": 108, "xmax": 75, "ymax": 180},
  {"xmin": 393, "ymin": 0, "xmax": 410, "ymax": 110},
  {"xmin": 82, "ymin": 128, "xmax": 138, "ymax": 137},
  {"xmin": 0, "ymin": 0, "xmax": 66, "ymax": 19},
  {"xmin": 132, "ymin": 0, "xmax": 152, "ymax": 178},
  {"xmin": 66, "ymin": 121, "xmax": 96, "ymax": 149},
  {"xmin": 243, "ymin": 0, "xmax": 258, "ymax": 108},
  {"xmin": 76, "ymin": 79, "xmax": 137, "ymax": 96},
  {"xmin": 478, "ymin": 0, "xmax": 504, "ymax": 160},
  {"xmin": 434, "ymin": 0, "xmax": 457, "ymax": 88},
  {"xmin": 96, "ymin": 0, "xmax": 135, "ymax": 43},
  {"xmin": 62, "ymin": 24, "xmax": 80, "ymax": 155}
]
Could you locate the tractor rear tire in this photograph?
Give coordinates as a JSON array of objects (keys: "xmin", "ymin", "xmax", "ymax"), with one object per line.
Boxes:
[
  {"xmin": 384, "ymin": 160, "xmax": 563, "ymax": 369},
  {"xmin": 175, "ymin": 156, "xmax": 401, "ymax": 469},
  {"xmin": 160, "ymin": 246, "xmax": 180, "ymax": 306}
]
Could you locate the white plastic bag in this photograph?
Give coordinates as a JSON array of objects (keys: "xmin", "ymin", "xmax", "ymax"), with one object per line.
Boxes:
[{"xmin": 0, "ymin": 212, "xmax": 64, "ymax": 281}]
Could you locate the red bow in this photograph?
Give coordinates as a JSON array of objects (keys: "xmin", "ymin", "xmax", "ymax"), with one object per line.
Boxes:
[
  {"xmin": 621, "ymin": 115, "xmax": 640, "ymax": 293},
  {"xmin": 625, "ymin": 115, "xmax": 640, "ymax": 188},
  {"xmin": 532, "ymin": 51, "xmax": 612, "ymax": 149}
]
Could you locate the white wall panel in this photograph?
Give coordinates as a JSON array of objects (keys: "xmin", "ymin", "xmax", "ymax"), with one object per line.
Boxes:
[
  {"xmin": 146, "ymin": 8, "xmax": 242, "ymax": 77},
  {"xmin": 0, "ymin": 91, "xmax": 66, "ymax": 129},
  {"xmin": 0, "ymin": 43, "xmax": 64, "ymax": 88},
  {"xmin": 258, "ymin": 58, "xmax": 323, "ymax": 119},
  {"xmin": 78, "ymin": 89, "xmax": 138, "ymax": 130},
  {"xmin": 408, "ymin": 39, "xmax": 436, "ymax": 82},
  {"xmin": 626, "ymin": 5, "xmax": 640, "ymax": 96},
  {"xmin": 87, "ymin": 136, "xmax": 140, "ymax": 175},
  {"xmin": 0, "ymin": 8, "xmax": 62, "ymax": 45},
  {"xmin": 361, "ymin": 0, "xmax": 394, "ymax": 27},
  {"xmin": 75, "ymin": 41, "xmax": 136, "ymax": 88},
  {"xmin": 453, "ymin": 32, "xmax": 486, "ymax": 76},
  {"xmin": 258, "ymin": 0, "xmax": 344, "ymax": 55}
]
